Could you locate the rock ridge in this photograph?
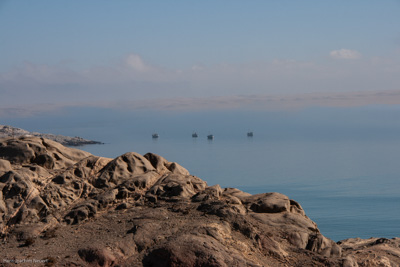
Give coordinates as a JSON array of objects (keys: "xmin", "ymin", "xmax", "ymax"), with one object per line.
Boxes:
[
  {"xmin": 0, "ymin": 125, "xmax": 103, "ymax": 146},
  {"xmin": 0, "ymin": 136, "xmax": 398, "ymax": 266}
]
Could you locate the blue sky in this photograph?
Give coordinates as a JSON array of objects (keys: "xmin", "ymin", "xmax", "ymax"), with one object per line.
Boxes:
[{"xmin": 1, "ymin": 0, "xmax": 400, "ymax": 116}]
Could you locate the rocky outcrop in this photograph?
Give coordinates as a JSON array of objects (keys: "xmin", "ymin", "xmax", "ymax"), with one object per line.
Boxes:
[
  {"xmin": 0, "ymin": 125, "xmax": 103, "ymax": 146},
  {"xmin": 0, "ymin": 136, "xmax": 399, "ymax": 266}
]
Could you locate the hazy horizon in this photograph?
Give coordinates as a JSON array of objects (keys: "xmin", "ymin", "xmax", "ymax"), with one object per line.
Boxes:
[{"xmin": 1, "ymin": 1, "xmax": 400, "ymax": 118}]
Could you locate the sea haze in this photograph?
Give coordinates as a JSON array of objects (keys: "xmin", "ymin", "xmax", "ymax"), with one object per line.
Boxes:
[{"xmin": 4, "ymin": 105, "xmax": 400, "ymax": 241}]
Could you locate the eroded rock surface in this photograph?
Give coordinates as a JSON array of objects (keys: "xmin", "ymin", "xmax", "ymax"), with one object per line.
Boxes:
[{"xmin": 0, "ymin": 136, "xmax": 399, "ymax": 266}]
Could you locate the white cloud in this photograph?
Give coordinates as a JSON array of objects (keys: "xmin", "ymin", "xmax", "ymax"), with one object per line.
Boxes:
[
  {"xmin": 191, "ymin": 64, "xmax": 204, "ymax": 71},
  {"xmin": 330, "ymin": 49, "xmax": 362, "ymax": 59},
  {"xmin": 125, "ymin": 53, "xmax": 150, "ymax": 72}
]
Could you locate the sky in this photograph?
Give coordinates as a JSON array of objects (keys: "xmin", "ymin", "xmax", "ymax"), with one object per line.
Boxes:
[{"xmin": 1, "ymin": 0, "xmax": 400, "ymax": 117}]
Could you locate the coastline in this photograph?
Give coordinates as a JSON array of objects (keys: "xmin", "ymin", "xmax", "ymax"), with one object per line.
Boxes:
[
  {"xmin": 0, "ymin": 136, "xmax": 398, "ymax": 266},
  {"xmin": 0, "ymin": 125, "xmax": 103, "ymax": 146}
]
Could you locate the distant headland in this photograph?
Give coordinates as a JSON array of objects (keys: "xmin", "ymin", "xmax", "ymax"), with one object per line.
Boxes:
[{"xmin": 0, "ymin": 125, "xmax": 103, "ymax": 146}]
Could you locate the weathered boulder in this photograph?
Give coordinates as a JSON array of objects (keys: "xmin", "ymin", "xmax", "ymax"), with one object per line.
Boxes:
[
  {"xmin": 165, "ymin": 162, "xmax": 190, "ymax": 175},
  {"xmin": 223, "ymin": 187, "xmax": 252, "ymax": 201},
  {"xmin": 149, "ymin": 173, "xmax": 207, "ymax": 199},
  {"xmin": 116, "ymin": 171, "xmax": 160, "ymax": 193},
  {"xmin": 338, "ymin": 237, "xmax": 400, "ymax": 266},
  {"xmin": 305, "ymin": 233, "xmax": 342, "ymax": 257},
  {"xmin": 94, "ymin": 152, "xmax": 155, "ymax": 188},
  {"xmin": 0, "ymin": 136, "xmax": 91, "ymax": 169},
  {"xmin": 64, "ymin": 200, "xmax": 98, "ymax": 225},
  {"xmin": 143, "ymin": 153, "xmax": 169, "ymax": 173},
  {"xmin": 95, "ymin": 189, "xmax": 118, "ymax": 208},
  {"xmin": 246, "ymin": 192, "xmax": 291, "ymax": 213},
  {"xmin": 70, "ymin": 155, "xmax": 112, "ymax": 180},
  {"xmin": 1, "ymin": 171, "xmax": 34, "ymax": 215},
  {"xmin": 0, "ymin": 159, "xmax": 12, "ymax": 173},
  {"xmin": 192, "ymin": 184, "xmax": 222, "ymax": 202}
]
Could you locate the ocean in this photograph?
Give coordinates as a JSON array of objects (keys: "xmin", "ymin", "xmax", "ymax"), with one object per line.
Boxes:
[{"xmin": 3, "ymin": 105, "xmax": 400, "ymax": 241}]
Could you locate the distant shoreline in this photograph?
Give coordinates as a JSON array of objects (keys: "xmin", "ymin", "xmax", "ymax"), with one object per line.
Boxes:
[{"xmin": 0, "ymin": 125, "xmax": 103, "ymax": 147}]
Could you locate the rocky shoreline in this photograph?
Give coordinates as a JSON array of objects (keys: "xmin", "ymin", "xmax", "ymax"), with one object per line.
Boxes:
[
  {"xmin": 0, "ymin": 125, "xmax": 103, "ymax": 146},
  {"xmin": 0, "ymin": 136, "xmax": 399, "ymax": 266}
]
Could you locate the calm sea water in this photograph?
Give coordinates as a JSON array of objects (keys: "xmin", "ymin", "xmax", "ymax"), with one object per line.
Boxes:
[{"xmin": 4, "ymin": 105, "xmax": 400, "ymax": 241}]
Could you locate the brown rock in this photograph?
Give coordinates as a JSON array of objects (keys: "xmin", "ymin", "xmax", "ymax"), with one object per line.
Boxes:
[
  {"xmin": 338, "ymin": 237, "xmax": 400, "ymax": 266},
  {"xmin": 0, "ymin": 136, "xmax": 92, "ymax": 169},
  {"xmin": 78, "ymin": 247, "xmax": 117, "ymax": 266},
  {"xmin": 149, "ymin": 173, "xmax": 207, "ymax": 199},
  {"xmin": 143, "ymin": 234, "xmax": 259, "ymax": 267},
  {"xmin": 143, "ymin": 152, "xmax": 170, "ymax": 173},
  {"xmin": 0, "ymin": 136, "xmax": 398, "ymax": 267},
  {"xmin": 192, "ymin": 184, "xmax": 222, "ymax": 202},
  {"xmin": 223, "ymin": 187, "xmax": 252, "ymax": 201},
  {"xmin": 246, "ymin": 192, "xmax": 291, "ymax": 213},
  {"xmin": 94, "ymin": 152, "xmax": 155, "ymax": 188},
  {"xmin": 0, "ymin": 159, "xmax": 12, "ymax": 173}
]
